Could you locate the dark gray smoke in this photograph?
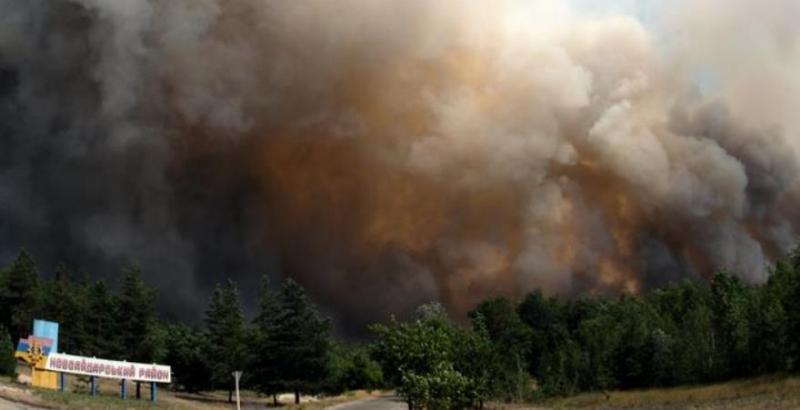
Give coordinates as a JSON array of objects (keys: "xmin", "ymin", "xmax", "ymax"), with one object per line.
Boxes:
[
  {"xmin": 1, "ymin": 0, "xmax": 799, "ymax": 335},
  {"xmin": 0, "ymin": 0, "xmax": 270, "ymax": 319}
]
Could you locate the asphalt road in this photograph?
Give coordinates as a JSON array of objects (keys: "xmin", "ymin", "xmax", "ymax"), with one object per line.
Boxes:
[{"xmin": 326, "ymin": 395, "xmax": 407, "ymax": 410}]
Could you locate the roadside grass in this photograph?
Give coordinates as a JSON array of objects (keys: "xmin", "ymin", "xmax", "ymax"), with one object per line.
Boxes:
[
  {"xmin": 36, "ymin": 389, "xmax": 168, "ymax": 409},
  {"xmin": 543, "ymin": 374, "xmax": 800, "ymax": 409},
  {"xmin": 10, "ymin": 373, "xmax": 800, "ymax": 409},
  {"xmin": 1, "ymin": 374, "xmax": 381, "ymax": 409}
]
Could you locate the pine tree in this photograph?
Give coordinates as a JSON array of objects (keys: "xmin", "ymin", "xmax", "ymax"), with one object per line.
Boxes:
[
  {"xmin": 205, "ymin": 280, "xmax": 247, "ymax": 402},
  {"xmin": 84, "ymin": 280, "xmax": 119, "ymax": 358},
  {"xmin": 116, "ymin": 264, "xmax": 159, "ymax": 362},
  {"xmin": 163, "ymin": 324, "xmax": 212, "ymax": 392},
  {"xmin": 0, "ymin": 249, "xmax": 40, "ymax": 342},
  {"xmin": 38, "ymin": 264, "xmax": 88, "ymax": 354},
  {"xmin": 0, "ymin": 327, "xmax": 15, "ymax": 376},
  {"xmin": 268, "ymin": 278, "xmax": 331, "ymax": 404},
  {"xmin": 252, "ymin": 274, "xmax": 282, "ymax": 403}
]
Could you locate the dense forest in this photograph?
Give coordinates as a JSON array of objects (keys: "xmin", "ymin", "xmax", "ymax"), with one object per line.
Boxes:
[{"xmin": 2, "ymin": 247, "xmax": 800, "ymax": 409}]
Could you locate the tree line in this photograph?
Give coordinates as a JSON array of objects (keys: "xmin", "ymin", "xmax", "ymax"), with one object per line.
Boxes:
[
  {"xmin": 0, "ymin": 249, "xmax": 381, "ymax": 403},
  {"xmin": 3, "ymin": 247, "xmax": 800, "ymax": 409},
  {"xmin": 372, "ymin": 247, "xmax": 800, "ymax": 408}
]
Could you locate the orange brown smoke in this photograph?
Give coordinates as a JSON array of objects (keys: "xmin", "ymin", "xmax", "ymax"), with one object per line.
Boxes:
[
  {"xmin": 162, "ymin": 0, "xmax": 800, "ymax": 323},
  {"xmin": 3, "ymin": 0, "xmax": 800, "ymax": 328}
]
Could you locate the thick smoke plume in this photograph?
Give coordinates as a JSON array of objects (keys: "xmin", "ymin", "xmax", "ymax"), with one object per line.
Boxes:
[{"xmin": 1, "ymin": 0, "xmax": 799, "ymax": 332}]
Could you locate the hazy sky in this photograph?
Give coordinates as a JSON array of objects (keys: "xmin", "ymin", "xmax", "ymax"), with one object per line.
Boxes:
[{"xmin": 571, "ymin": 0, "xmax": 664, "ymax": 23}]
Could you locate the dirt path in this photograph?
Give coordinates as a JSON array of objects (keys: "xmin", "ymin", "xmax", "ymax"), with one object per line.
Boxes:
[
  {"xmin": 0, "ymin": 384, "xmax": 46, "ymax": 410},
  {"xmin": 0, "ymin": 397, "xmax": 43, "ymax": 410}
]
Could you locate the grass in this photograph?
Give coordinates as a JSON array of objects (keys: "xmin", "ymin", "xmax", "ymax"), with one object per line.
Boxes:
[
  {"xmin": 1, "ymin": 371, "xmax": 381, "ymax": 409},
  {"xmin": 541, "ymin": 375, "xmax": 800, "ymax": 409},
  {"xmin": 36, "ymin": 389, "xmax": 169, "ymax": 409},
  {"xmin": 6, "ymin": 371, "xmax": 800, "ymax": 409}
]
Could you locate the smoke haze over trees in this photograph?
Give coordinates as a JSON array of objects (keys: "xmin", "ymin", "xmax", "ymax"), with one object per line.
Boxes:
[{"xmin": 2, "ymin": 0, "xmax": 800, "ymax": 332}]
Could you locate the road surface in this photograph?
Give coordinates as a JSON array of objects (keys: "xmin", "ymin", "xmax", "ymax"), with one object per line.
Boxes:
[{"xmin": 327, "ymin": 395, "xmax": 407, "ymax": 410}]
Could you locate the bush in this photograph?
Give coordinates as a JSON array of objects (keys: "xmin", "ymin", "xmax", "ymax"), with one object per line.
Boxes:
[
  {"xmin": 400, "ymin": 363, "xmax": 471, "ymax": 410},
  {"xmin": 0, "ymin": 328, "xmax": 16, "ymax": 376}
]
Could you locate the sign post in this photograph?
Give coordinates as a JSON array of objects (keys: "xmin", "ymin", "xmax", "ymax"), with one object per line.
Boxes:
[
  {"xmin": 233, "ymin": 371, "xmax": 242, "ymax": 410},
  {"xmin": 15, "ymin": 319, "xmax": 171, "ymax": 402}
]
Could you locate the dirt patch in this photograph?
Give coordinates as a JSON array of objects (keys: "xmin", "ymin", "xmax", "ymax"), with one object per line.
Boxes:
[{"xmin": 0, "ymin": 383, "xmax": 51, "ymax": 409}]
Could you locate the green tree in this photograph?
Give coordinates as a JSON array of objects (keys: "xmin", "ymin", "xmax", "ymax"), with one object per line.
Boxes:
[
  {"xmin": 265, "ymin": 279, "xmax": 331, "ymax": 404},
  {"xmin": 748, "ymin": 262, "xmax": 790, "ymax": 373},
  {"xmin": 371, "ymin": 304, "xmax": 454, "ymax": 389},
  {"xmin": 0, "ymin": 249, "xmax": 39, "ymax": 341},
  {"xmin": 251, "ymin": 274, "xmax": 282, "ymax": 403},
  {"xmin": 517, "ymin": 291, "xmax": 563, "ymax": 375},
  {"xmin": 116, "ymin": 264, "xmax": 160, "ymax": 362},
  {"xmin": 648, "ymin": 328, "xmax": 675, "ymax": 386},
  {"xmin": 325, "ymin": 344, "xmax": 384, "ymax": 395},
  {"xmin": 402, "ymin": 362, "xmax": 472, "ymax": 410},
  {"xmin": 372, "ymin": 303, "xmax": 490, "ymax": 409},
  {"xmin": 517, "ymin": 291, "xmax": 583, "ymax": 396},
  {"xmin": 649, "ymin": 280, "xmax": 715, "ymax": 384},
  {"xmin": 0, "ymin": 327, "xmax": 16, "ymax": 376},
  {"xmin": 458, "ymin": 313, "xmax": 498, "ymax": 408},
  {"xmin": 574, "ymin": 304, "xmax": 620, "ymax": 391},
  {"xmin": 84, "ymin": 280, "xmax": 119, "ymax": 358},
  {"xmin": 205, "ymin": 280, "xmax": 247, "ymax": 402},
  {"xmin": 163, "ymin": 324, "xmax": 212, "ymax": 392},
  {"xmin": 611, "ymin": 295, "xmax": 661, "ymax": 389},
  {"xmin": 37, "ymin": 264, "xmax": 88, "ymax": 354},
  {"xmin": 710, "ymin": 272, "xmax": 751, "ymax": 378},
  {"xmin": 764, "ymin": 252, "xmax": 800, "ymax": 370},
  {"xmin": 468, "ymin": 298, "xmax": 531, "ymax": 401}
]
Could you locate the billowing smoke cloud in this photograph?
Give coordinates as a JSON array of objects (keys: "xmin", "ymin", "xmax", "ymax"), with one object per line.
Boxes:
[{"xmin": 1, "ymin": 0, "xmax": 799, "ymax": 333}]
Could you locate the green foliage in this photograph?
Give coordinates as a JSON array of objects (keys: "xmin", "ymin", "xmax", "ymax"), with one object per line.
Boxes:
[
  {"xmin": 325, "ymin": 343, "xmax": 384, "ymax": 394},
  {"xmin": 710, "ymin": 272, "xmax": 751, "ymax": 377},
  {"xmin": 37, "ymin": 264, "xmax": 89, "ymax": 355},
  {"xmin": 117, "ymin": 264, "xmax": 160, "ymax": 362},
  {"xmin": 372, "ymin": 303, "xmax": 495, "ymax": 409},
  {"xmin": 0, "ymin": 249, "xmax": 39, "ymax": 341},
  {"xmin": 469, "ymin": 299, "xmax": 531, "ymax": 401},
  {"xmin": 83, "ymin": 280, "xmax": 120, "ymax": 358},
  {"xmin": 205, "ymin": 279, "xmax": 247, "ymax": 394},
  {"xmin": 765, "ymin": 255, "xmax": 800, "ymax": 370},
  {"xmin": 277, "ymin": 279, "xmax": 331, "ymax": 397},
  {"xmin": 574, "ymin": 305, "xmax": 619, "ymax": 390},
  {"xmin": 401, "ymin": 362, "xmax": 472, "ymax": 410},
  {"xmin": 0, "ymin": 327, "xmax": 16, "ymax": 376},
  {"xmin": 163, "ymin": 324, "xmax": 212, "ymax": 392},
  {"xmin": 251, "ymin": 274, "xmax": 282, "ymax": 395},
  {"xmin": 369, "ymin": 245, "xmax": 800, "ymax": 405},
  {"xmin": 5, "ymin": 244, "xmax": 800, "ymax": 404},
  {"xmin": 255, "ymin": 278, "xmax": 332, "ymax": 402}
]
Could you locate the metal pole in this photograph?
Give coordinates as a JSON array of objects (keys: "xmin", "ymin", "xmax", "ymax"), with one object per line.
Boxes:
[
  {"xmin": 121, "ymin": 379, "xmax": 126, "ymax": 400},
  {"xmin": 233, "ymin": 371, "xmax": 242, "ymax": 410},
  {"xmin": 59, "ymin": 372, "xmax": 65, "ymax": 392},
  {"xmin": 136, "ymin": 382, "xmax": 141, "ymax": 399},
  {"xmin": 90, "ymin": 376, "xmax": 97, "ymax": 396},
  {"xmin": 150, "ymin": 382, "xmax": 157, "ymax": 402}
]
